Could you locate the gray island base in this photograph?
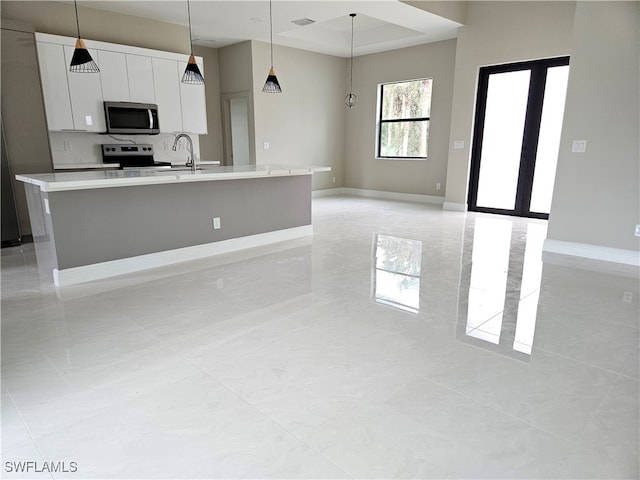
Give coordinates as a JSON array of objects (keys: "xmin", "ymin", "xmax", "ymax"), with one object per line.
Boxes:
[{"xmin": 17, "ymin": 165, "xmax": 329, "ymax": 286}]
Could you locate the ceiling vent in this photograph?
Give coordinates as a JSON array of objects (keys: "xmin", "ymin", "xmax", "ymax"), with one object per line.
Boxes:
[{"xmin": 291, "ymin": 18, "xmax": 316, "ymax": 26}]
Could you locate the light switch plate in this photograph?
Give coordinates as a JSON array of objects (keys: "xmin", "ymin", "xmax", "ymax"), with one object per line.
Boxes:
[
  {"xmin": 453, "ymin": 140, "xmax": 465, "ymax": 150},
  {"xmin": 571, "ymin": 140, "xmax": 587, "ymax": 153}
]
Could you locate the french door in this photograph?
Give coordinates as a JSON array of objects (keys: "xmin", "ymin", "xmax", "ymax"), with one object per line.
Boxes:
[{"xmin": 468, "ymin": 57, "xmax": 570, "ymax": 219}]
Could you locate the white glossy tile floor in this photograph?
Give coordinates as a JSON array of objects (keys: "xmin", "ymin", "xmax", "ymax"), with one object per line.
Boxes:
[{"xmin": 1, "ymin": 195, "xmax": 638, "ymax": 479}]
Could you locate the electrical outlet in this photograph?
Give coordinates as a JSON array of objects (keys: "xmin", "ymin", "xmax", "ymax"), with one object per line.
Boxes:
[
  {"xmin": 263, "ymin": 142, "xmax": 270, "ymax": 150},
  {"xmin": 571, "ymin": 140, "xmax": 587, "ymax": 153},
  {"xmin": 332, "ymin": 177, "xmax": 336, "ymax": 184},
  {"xmin": 213, "ymin": 217, "xmax": 221, "ymax": 230},
  {"xmin": 622, "ymin": 291, "xmax": 633, "ymax": 303},
  {"xmin": 436, "ymin": 182, "xmax": 441, "ymax": 190},
  {"xmin": 635, "ymin": 224, "xmax": 640, "ymax": 237},
  {"xmin": 64, "ymin": 141, "xmax": 72, "ymax": 151}
]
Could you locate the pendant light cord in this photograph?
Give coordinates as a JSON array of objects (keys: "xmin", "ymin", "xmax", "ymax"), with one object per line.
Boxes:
[
  {"xmin": 74, "ymin": 0, "xmax": 81, "ymax": 38},
  {"xmin": 269, "ymin": 0, "xmax": 274, "ymax": 67},
  {"xmin": 349, "ymin": 14, "xmax": 355, "ymax": 93},
  {"xmin": 187, "ymin": 0, "xmax": 194, "ymax": 55}
]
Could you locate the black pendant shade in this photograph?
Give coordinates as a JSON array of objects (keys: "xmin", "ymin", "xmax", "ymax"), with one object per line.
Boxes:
[
  {"xmin": 181, "ymin": 0, "xmax": 205, "ymax": 85},
  {"xmin": 69, "ymin": 1, "xmax": 99, "ymax": 73},
  {"xmin": 263, "ymin": 0, "xmax": 282, "ymax": 93},
  {"xmin": 263, "ymin": 67, "xmax": 282, "ymax": 93},
  {"xmin": 182, "ymin": 54, "xmax": 205, "ymax": 85}
]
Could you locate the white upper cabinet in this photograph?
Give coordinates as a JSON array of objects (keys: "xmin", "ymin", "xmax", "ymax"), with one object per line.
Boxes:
[
  {"xmin": 126, "ymin": 54, "xmax": 155, "ymax": 103},
  {"xmin": 179, "ymin": 59, "xmax": 207, "ymax": 134},
  {"xmin": 36, "ymin": 33, "xmax": 206, "ymax": 135},
  {"xmin": 98, "ymin": 50, "xmax": 129, "ymax": 101},
  {"xmin": 36, "ymin": 42, "xmax": 74, "ymax": 131},
  {"xmin": 152, "ymin": 58, "xmax": 183, "ymax": 133},
  {"xmin": 63, "ymin": 45, "xmax": 105, "ymax": 132}
]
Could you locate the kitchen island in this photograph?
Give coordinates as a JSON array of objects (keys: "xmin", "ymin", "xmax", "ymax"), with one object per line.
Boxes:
[{"xmin": 17, "ymin": 165, "xmax": 329, "ymax": 286}]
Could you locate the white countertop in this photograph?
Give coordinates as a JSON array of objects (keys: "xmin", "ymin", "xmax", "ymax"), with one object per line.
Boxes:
[
  {"xmin": 17, "ymin": 165, "xmax": 331, "ymax": 192},
  {"xmin": 54, "ymin": 160, "xmax": 222, "ymax": 171}
]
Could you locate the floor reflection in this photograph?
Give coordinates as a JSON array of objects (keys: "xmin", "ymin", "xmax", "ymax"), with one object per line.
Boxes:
[
  {"xmin": 371, "ymin": 234, "xmax": 422, "ymax": 313},
  {"xmin": 459, "ymin": 216, "xmax": 547, "ymax": 357}
]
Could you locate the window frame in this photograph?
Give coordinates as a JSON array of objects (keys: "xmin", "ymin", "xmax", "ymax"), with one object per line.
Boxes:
[{"xmin": 376, "ymin": 78, "xmax": 433, "ymax": 161}]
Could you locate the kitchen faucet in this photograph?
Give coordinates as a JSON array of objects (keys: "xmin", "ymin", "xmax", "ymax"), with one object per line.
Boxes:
[{"xmin": 172, "ymin": 134, "xmax": 196, "ymax": 173}]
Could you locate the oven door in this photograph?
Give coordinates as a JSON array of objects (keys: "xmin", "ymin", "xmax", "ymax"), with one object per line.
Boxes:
[{"xmin": 104, "ymin": 102, "xmax": 159, "ymax": 135}]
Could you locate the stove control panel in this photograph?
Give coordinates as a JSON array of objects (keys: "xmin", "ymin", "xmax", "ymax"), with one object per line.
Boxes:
[{"xmin": 101, "ymin": 144, "xmax": 154, "ymax": 157}]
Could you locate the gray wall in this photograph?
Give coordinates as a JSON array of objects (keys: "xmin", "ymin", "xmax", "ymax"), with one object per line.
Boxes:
[
  {"xmin": 344, "ymin": 39, "xmax": 457, "ymax": 197},
  {"xmin": 44, "ymin": 175, "xmax": 312, "ymax": 269},
  {"xmin": 251, "ymin": 41, "xmax": 345, "ymax": 191},
  {"xmin": 547, "ymin": 1, "xmax": 640, "ymax": 252}
]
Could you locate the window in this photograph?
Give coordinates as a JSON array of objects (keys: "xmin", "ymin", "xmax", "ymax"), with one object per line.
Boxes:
[{"xmin": 377, "ymin": 78, "xmax": 433, "ymax": 159}]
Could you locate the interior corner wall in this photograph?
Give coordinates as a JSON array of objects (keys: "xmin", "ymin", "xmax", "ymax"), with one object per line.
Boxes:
[
  {"xmin": 250, "ymin": 41, "xmax": 345, "ymax": 190},
  {"xmin": 443, "ymin": 1, "xmax": 576, "ymax": 208},
  {"xmin": 546, "ymin": 1, "xmax": 640, "ymax": 253},
  {"xmin": 344, "ymin": 39, "xmax": 457, "ymax": 197},
  {"xmin": 193, "ymin": 45, "xmax": 224, "ymax": 162}
]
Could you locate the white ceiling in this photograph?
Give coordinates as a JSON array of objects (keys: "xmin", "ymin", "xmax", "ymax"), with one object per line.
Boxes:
[{"xmin": 84, "ymin": 1, "xmax": 462, "ymax": 57}]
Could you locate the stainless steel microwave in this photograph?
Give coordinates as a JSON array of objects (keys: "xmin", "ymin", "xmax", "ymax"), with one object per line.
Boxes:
[{"xmin": 104, "ymin": 101, "xmax": 159, "ymax": 135}]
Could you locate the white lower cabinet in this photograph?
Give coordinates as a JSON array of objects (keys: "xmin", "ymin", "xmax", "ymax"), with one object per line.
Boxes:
[{"xmin": 63, "ymin": 45, "xmax": 106, "ymax": 132}]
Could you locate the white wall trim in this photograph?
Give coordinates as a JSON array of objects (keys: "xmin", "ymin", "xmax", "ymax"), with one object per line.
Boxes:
[
  {"xmin": 313, "ymin": 187, "xmax": 444, "ymax": 205},
  {"xmin": 543, "ymin": 239, "xmax": 640, "ymax": 266},
  {"xmin": 312, "ymin": 187, "xmax": 347, "ymax": 198},
  {"xmin": 53, "ymin": 225, "xmax": 313, "ymax": 287},
  {"xmin": 443, "ymin": 201, "xmax": 468, "ymax": 212}
]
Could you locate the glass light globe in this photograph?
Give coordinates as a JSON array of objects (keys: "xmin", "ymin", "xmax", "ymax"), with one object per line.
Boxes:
[{"xmin": 345, "ymin": 93, "xmax": 357, "ymax": 108}]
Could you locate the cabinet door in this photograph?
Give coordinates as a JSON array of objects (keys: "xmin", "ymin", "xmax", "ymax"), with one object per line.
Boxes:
[
  {"xmin": 126, "ymin": 54, "xmax": 155, "ymax": 103},
  {"xmin": 63, "ymin": 45, "xmax": 105, "ymax": 132},
  {"xmin": 98, "ymin": 50, "xmax": 129, "ymax": 101},
  {"xmin": 36, "ymin": 42, "xmax": 74, "ymax": 131},
  {"xmin": 152, "ymin": 58, "xmax": 183, "ymax": 133},
  {"xmin": 178, "ymin": 59, "xmax": 207, "ymax": 134}
]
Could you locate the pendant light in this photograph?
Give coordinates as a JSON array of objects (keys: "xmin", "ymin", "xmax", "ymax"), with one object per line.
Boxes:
[
  {"xmin": 262, "ymin": 0, "xmax": 282, "ymax": 93},
  {"xmin": 69, "ymin": 0, "xmax": 99, "ymax": 73},
  {"xmin": 181, "ymin": 0, "xmax": 205, "ymax": 85},
  {"xmin": 344, "ymin": 13, "xmax": 357, "ymax": 108}
]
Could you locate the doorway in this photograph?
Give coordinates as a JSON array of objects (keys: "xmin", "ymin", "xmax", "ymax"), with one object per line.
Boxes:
[
  {"xmin": 222, "ymin": 92, "xmax": 254, "ymax": 166},
  {"xmin": 468, "ymin": 57, "xmax": 570, "ymax": 219}
]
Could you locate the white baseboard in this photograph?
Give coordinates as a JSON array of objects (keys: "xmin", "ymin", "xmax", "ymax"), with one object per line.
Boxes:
[
  {"xmin": 543, "ymin": 239, "xmax": 640, "ymax": 266},
  {"xmin": 443, "ymin": 201, "xmax": 468, "ymax": 212},
  {"xmin": 313, "ymin": 187, "xmax": 444, "ymax": 205},
  {"xmin": 53, "ymin": 225, "xmax": 313, "ymax": 287},
  {"xmin": 312, "ymin": 187, "xmax": 347, "ymax": 198}
]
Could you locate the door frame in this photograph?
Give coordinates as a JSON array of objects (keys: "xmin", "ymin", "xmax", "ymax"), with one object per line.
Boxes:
[
  {"xmin": 468, "ymin": 56, "xmax": 570, "ymax": 219},
  {"xmin": 221, "ymin": 91, "xmax": 256, "ymax": 166}
]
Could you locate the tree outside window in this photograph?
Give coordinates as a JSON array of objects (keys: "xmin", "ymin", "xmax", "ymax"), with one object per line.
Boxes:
[{"xmin": 377, "ymin": 78, "xmax": 432, "ymax": 159}]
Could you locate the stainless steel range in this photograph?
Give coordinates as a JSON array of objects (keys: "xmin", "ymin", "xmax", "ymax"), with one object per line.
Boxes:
[{"xmin": 101, "ymin": 144, "xmax": 171, "ymax": 170}]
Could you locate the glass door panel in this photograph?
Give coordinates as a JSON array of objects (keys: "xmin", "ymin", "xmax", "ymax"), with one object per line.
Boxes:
[
  {"xmin": 529, "ymin": 65, "xmax": 570, "ymax": 214},
  {"xmin": 475, "ymin": 70, "xmax": 531, "ymax": 210}
]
